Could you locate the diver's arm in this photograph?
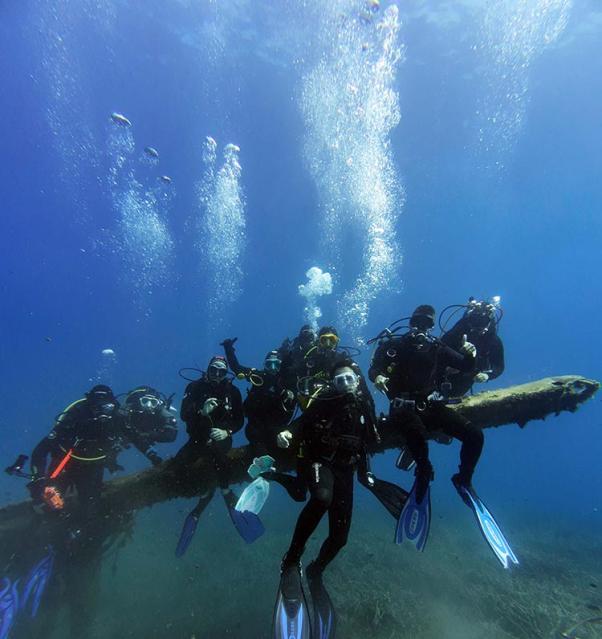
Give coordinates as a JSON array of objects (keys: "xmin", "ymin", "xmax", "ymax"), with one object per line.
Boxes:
[
  {"xmin": 488, "ymin": 337, "xmax": 505, "ymax": 379},
  {"xmin": 221, "ymin": 338, "xmax": 253, "ymax": 378},
  {"xmin": 368, "ymin": 343, "xmax": 387, "ymax": 382},
  {"xmin": 30, "ymin": 436, "xmax": 55, "ymax": 479},
  {"xmin": 441, "ymin": 343, "xmax": 476, "ymax": 374}
]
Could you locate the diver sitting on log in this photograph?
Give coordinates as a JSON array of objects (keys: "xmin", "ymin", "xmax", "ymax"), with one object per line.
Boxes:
[
  {"xmin": 369, "ymin": 305, "xmax": 518, "ymax": 567},
  {"xmin": 221, "ymin": 337, "xmax": 297, "ymax": 457},
  {"xmin": 174, "ymin": 355, "xmax": 247, "ymax": 556}
]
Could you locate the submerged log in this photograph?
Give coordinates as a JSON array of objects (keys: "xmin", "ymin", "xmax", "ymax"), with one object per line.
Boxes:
[{"xmin": 0, "ymin": 375, "xmax": 598, "ymax": 550}]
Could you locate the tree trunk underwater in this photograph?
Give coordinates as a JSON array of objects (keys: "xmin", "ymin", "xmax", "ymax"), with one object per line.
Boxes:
[{"xmin": 0, "ymin": 374, "xmax": 598, "ymax": 555}]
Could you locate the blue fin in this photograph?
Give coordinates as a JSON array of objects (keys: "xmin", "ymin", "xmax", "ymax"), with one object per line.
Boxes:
[
  {"xmin": 22, "ymin": 549, "xmax": 54, "ymax": 617},
  {"xmin": 272, "ymin": 566, "xmax": 311, "ymax": 639},
  {"xmin": 175, "ymin": 512, "xmax": 200, "ymax": 558},
  {"xmin": 457, "ymin": 484, "xmax": 519, "ymax": 569},
  {"xmin": 395, "ymin": 479, "xmax": 431, "ymax": 552},
  {"xmin": 228, "ymin": 508, "xmax": 265, "ymax": 544},
  {"xmin": 307, "ymin": 565, "xmax": 336, "ymax": 639},
  {"xmin": 0, "ymin": 578, "xmax": 19, "ymax": 639}
]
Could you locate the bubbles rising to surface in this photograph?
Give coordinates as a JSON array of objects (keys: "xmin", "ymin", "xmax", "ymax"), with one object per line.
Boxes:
[
  {"xmin": 475, "ymin": 0, "xmax": 572, "ymax": 171},
  {"xmin": 298, "ymin": 267, "xmax": 334, "ymax": 331},
  {"xmin": 196, "ymin": 138, "xmax": 246, "ymax": 331},
  {"xmin": 107, "ymin": 128, "xmax": 175, "ymax": 307},
  {"xmin": 300, "ymin": 2, "xmax": 404, "ymax": 343}
]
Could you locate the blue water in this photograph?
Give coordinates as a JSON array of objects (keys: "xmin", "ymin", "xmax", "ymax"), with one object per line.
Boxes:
[{"xmin": 1, "ymin": 1, "xmax": 601, "ymax": 637}]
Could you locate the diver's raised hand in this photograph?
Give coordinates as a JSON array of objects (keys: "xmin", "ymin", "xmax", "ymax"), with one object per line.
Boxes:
[
  {"xmin": 460, "ymin": 334, "xmax": 477, "ymax": 358},
  {"xmin": 220, "ymin": 337, "xmax": 238, "ymax": 348},
  {"xmin": 277, "ymin": 430, "xmax": 293, "ymax": 449},
  {"xmin": 374, "ymin": 374, "xmax": 389, "ymax": 393},
  {"xmin": 200, "ymin": 397, "xmax": 219, "ymax": 416}
]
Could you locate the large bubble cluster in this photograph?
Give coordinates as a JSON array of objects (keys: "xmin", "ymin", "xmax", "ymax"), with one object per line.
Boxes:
[
  {"xmin": 197, "ymin": 137, "xmax": 246, "ymax": 326},
  {"xmin": 298, "ymin": 267, "xmax": 333, "ymax": 331},
  {"xmin": 300, "ymin": 1, "xmax": 404, "ymax": 343},
  {"xmin": 475, "ymin": 0, "xmax": 572, "ymax": 170}
]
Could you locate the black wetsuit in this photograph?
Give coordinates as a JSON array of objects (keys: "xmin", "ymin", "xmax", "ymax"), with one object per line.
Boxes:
[
  {"xmin": 30, "ymin": 399, "xmax": 124, "ymax": 516},
  {"xmin": 298, "ymin": 346, "xmax": 376, "ymax": 419},
  {"xmin": 121, "ymin": 403, "xmax": 178, "ymax": 464},
  {"xmin": 278, "ymin": 335, "xmax": 316, "ymax": 392},
  {"xmin": 223, "ymin": 341, "xmax": 296, "ymax": 456},
  {"xmin": 441, "ymin": 318, "xmax": 505, "ymax": 396},
  {"xmin": 369, "ymin": 330, "xmax": 483, "ymax": 495},
  {"xmin": 177, "ymin": 375, "xmax": 243, "ymax": 490},
  {"xmin": 282, "ymin": 388, "xmax": 379, "ymax": 573}
]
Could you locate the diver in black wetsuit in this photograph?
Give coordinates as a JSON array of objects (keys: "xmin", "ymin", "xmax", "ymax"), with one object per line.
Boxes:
[
  {"xmin": 120, "ymin": 386, "xmax": 178, "ymax": 466},
  {"xmin": 440, "ymin": 297, "xmax": 505, "ymax": 397},
  {"xmin": 278, "ymin": 361, "xmax": 404, "ymax": 576},
  {"xmin": 221, "ymin": 338, "xmax": 296, "ymax": 456},
  {"xmin": 278, "ymin": 324, "xmax": 317, "ymax": 390},
  {"xmin": 297, "ymin": 326, "xmax": 375, "ymax": 418},
  {"xmin": 369, "ymin": 305, "xmax": 482, "ymax": 502},
  {"xmin": 176, "ymin": 356, "xmax": 244, "ymax": 515},
  {"xmin": 29, "ymin": 385, "xmax": 124, "ymax": 517}
]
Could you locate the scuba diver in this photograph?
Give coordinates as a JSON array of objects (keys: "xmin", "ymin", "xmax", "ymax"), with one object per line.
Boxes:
[
  {"xmin": 440, "ymin": 297, "xmax": 505, "ymax": 397},
  {"xmin": 26, "ymin": 385, "xmax": 125, "ymax": 518},
  {"xmin": 278, "ymin": 324, "xmax": 317, "ymax": 390},
  {"xmin": 120, "ymin": 386, "xmax": 178, "ymax": 466},
  {"xmin": 273, "ymin": 361, "xmax": 408, "ymax": 639},
  {"xmin": 297, "ymin": 326, "xmax": 375, "ymax": 416},
  {"xmin": 174, "ymin": 355, "xmax": 245, "ymax": 557},
  {"xmin": 221, "ymin": 338, "xmax": 297, "ymax": 457},
  {"xmin": 368, "ymin": 305, "xmax": 480, "ymax": 550}
]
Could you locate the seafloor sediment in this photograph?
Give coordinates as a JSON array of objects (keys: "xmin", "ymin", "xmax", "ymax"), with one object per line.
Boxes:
[{"xmin": 21, "ymin": 497, "xmax": 602, "ymax": 639}]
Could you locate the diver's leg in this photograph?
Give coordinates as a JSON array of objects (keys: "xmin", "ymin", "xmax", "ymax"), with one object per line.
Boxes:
[
  {"xmin": 394, "ymin": 409, "xmax": 432, "ymax": 502},
  {"xmin": 312, "ymin": 466, "xmax": 354, "ymax": 573},
  {"xmin": 426, "ymin": 405, "xmax": 484, "ymax": 487},
  {"xmin": 282, "ymin": 462, "xmax": 333, "ymax": 568}
]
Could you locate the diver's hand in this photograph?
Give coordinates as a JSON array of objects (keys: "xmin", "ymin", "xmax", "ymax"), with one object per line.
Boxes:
[
  {"xmin": 281, "ymin": 389, "xmax": 296, "ymax": 409},
  {"xmin": 474, "ymin": 372, "xmax": 489, "ymax": 383},
  {"xmin": 220, "ymin": 337, "xmax": 238, "ymax": 348},
  {"xmin": 460, "ymin": 335, "xmax": 477, "ymax": 358},
  {"xmin": 201, "ymin": 398, "xmax": 219, "ymax": 416},
  {"xmin": 374, "ymin": 375, "xmax": 389, "ymax": 393},
  {"xmin": 210, "ymin": 428, "xmax": 229, "ymax": 442},
  {"xmin": 277, "ymin": 430, "xmax": 293, "ymax": 449}
]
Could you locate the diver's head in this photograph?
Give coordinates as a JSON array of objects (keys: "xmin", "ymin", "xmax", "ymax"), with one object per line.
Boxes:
[
  {"xmin": 465, "ymin": 299, "xmax": 496, "ymax": 334},
  {"xmin": 298, "ymin": 324, "xmax": 317, "ymax": 349},
  {"xmin": 207, "ymin": 356, "xmax": 228, "ymax": 383},
  {"xmin": 264, "ymin": 350, "xmax": 282, "ymax": 375},
  {"xmin": 332, "ymin": 364, "xmax": 359, "ymax": 396},
  {"xmin": 318, "ymin": 326, "xmax": 340, "ymax": 351},
  {"xmin": 126, "ymin": 387, "xmax": 163, "ymax": 414},
  {"xmin": 410, "ymin": 305, "xmax": 436, "ymax": 332},
  {"xmin": 86, "ymin": 384, "xmax": 117, "ymax": 417}
]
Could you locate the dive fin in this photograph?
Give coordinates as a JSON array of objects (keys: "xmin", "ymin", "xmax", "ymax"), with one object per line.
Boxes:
[
  {"xmin": 366, "ymin": 477, "xmax": 409, "ymax": 521},
  {"xmin": 0, "ymin": 578, "xmax": 19, "ymax": 639},
  {"xmin": 22, "ymin": 548, "xmax": 54, "ymax": 617},
  {"xmin": 228, "ymin": 508, "xmax": 265, "ymax": 544},
  {"xmin": 272, "ymin": 565, "xmax": 311, "ymax": 639},
  {"xmin": 175, "ymin": 512, "xmax": 200, "ymax": 558},
  {"xmin": 307, "ymin": 564, "xmax": 336, "ymax": 639},
  {"xmin": 395, "ymin": 479, "xmax": 431, "ymax": 552},
  {"xmin": 455, "ymin": 481, "xmax": 519, "ymax": 569}
]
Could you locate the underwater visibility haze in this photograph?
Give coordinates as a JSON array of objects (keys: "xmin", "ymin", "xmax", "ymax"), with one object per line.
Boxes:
[{"xmin": 1, "ymin": 1, "xmax": 601, "ymax": 638}]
